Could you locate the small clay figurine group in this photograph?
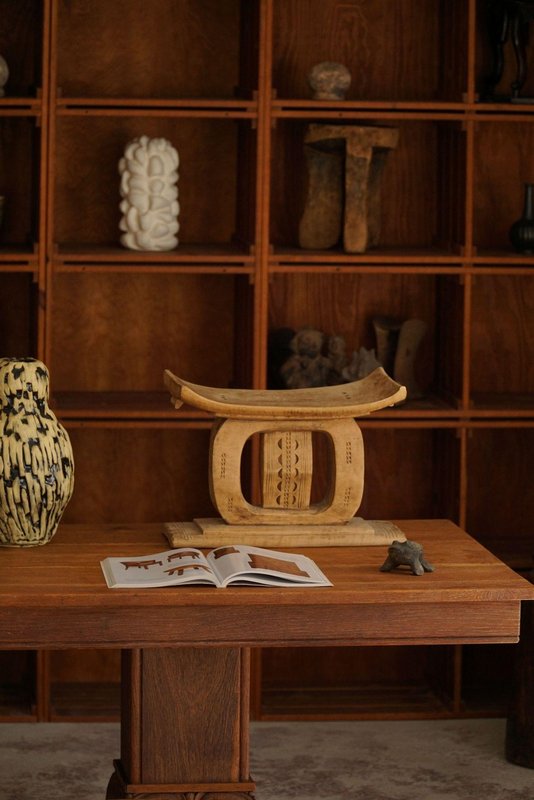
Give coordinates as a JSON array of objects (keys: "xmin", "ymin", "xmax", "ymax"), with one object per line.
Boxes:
[
  {"xmin": 268, "ymin": 320, "xmax": 426, "ymax": 397},
  {"xmin": 270, "ymin": 326, "xmax": 380, "ymax": 390},
  {"xmin": 380, "ymin": 539, "xmax": 434, "ymax": 576}
]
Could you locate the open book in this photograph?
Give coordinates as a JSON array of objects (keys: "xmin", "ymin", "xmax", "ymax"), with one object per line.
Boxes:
[{"xmin": 101, "ymin": 544, "xmax": 332, "ymax": 589}]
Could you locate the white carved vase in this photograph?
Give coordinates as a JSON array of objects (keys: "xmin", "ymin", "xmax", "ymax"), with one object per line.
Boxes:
[
  {"xmin": 0, "ymin": 358, "xmax": 75, "ymax": 547},
  {"xmin": 119, "ymin": 135, "xmax": 180, "ymax": 251}
]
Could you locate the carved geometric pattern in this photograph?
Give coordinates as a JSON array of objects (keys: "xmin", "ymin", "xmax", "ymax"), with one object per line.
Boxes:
[{"xmin": 261, "ymin": 430, "xmax": 312, "ymax": 510}]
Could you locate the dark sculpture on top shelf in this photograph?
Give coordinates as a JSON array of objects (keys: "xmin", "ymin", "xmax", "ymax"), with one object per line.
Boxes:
[
  {"xmin": 481, "ymin": 0, "xmax": 534, "ymax": 102},
  {"xmin": 379, "ymin": 540, "xmax": 435, "ymax": 577}
]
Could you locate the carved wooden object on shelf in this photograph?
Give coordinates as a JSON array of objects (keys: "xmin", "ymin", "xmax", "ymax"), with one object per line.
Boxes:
[
  {"xmin": 164, "ymin": 368, "xmax": 407, "ymax": 547},
  {"xmin": 299, "ymin": 124, "xmax": 399, "ymax": 253}
]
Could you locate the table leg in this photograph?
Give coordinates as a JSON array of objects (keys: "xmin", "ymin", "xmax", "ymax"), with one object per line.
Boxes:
[{"xmin": 107, "ymin": 647, "xmax": 255, "ymax": 799}]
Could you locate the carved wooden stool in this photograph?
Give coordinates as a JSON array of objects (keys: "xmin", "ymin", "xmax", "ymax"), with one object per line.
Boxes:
[{"xmin": 164, "ymin": 368, "xmax": 407, "ymax": 547}]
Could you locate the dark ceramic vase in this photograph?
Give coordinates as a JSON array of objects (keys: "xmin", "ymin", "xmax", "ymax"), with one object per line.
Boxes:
[{"xmin": 509, "ymin": 183, "xmax": 534, "ymax": 254}]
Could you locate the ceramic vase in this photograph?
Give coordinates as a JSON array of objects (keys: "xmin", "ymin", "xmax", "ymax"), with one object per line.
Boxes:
[
  {"xmin": 0, "ymin": 358, "xmax": 74, "ymax": 547},
  {"xmin": 509, "ymin": 183, "xmax": 534, "ymax": 254}
]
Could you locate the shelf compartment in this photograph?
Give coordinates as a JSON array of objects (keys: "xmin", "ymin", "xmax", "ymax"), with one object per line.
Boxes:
[
  {"xmin": 469, "ymin": 275, "xmax": 534, "ymax": 405},
  {"xmin": 48, "ymin": 649, "xmax": 120, "ymax": 721},
  {"xmin": 53, "ymin": 243, "xmax": 255, "ymax": 270},
  {"xmin": 271, "ymin": 101, "xmax": 468, "ymax": 116},
  {"xmin": 0, "ymin": 249, "xmax": 38, "ymax": 272},
  {"xmin": 53, "ymin": 116, "xmax": 256, "ymax": 250},
  {"xmin": 268, "ymin": 273, "xmax": 464, "ymax": 409},
  {"xmin": 0, "ymin": 0, "xmax": 44, "ymax": 100},
  {"xmin": 56, "ymin": 98, "xmax": 257, "ymax": 117},
  {"xmin": 50, "ymin": 273, "xmax": 246, "ymax": 395},
  {"xmin": 471, "ymin": 256, "xmax": 534, "ymax": 271},
  {"xmin": 269, "ymin": 251, "xmax": 466, "ymax": 268},
  {"xmin": 0, "ymin": 117, "xmax": 42, "ymax": 249},
  {"xmin": 0, "ymin": 651, "xmax": 37, "ymax": 721},
  {"xmin": 270, "ymin": 119, "xmax": 466, "ymax": 256},
  {"xmin": 54, "ymin": 0, "xmax": 259, "ymax": 101},
  {"xmin": 260, "ymin": 646, "xmax": 454, "ymax": 720},
  {"xmin": 62, "ymin": 426, "xmax": 214, "ymax": 524},
  {"xmin": 272, "ymin": 0, "xmax": 468, "ymax": 103},
  {"xmin": 0, "ymin": 101, "xmax": 42, "ymax": 117},
  {"xmin": 49, "ymin": 682, "xmax": 120, "ymax": 722},
  {"xmin": 52, "ymin": 391, "xmax": 212, "ymax": 421},
  {"xmin": 473, "ymin": 121, "xmax": 534, "ymax": 255},
  {"xmin": 466, "ymin": 427, "xmax": 534, "ymax": 569},
  {"xmin": 0, "ymin": 273, "xmax": 37, "ymax": 357},
  {"xmin": 357, "ymin": 426, "xmax": 461, "ymax": 521},
  {"xmin": 469, "ymin": 394, "xmax": 534, "ymax": 417}
]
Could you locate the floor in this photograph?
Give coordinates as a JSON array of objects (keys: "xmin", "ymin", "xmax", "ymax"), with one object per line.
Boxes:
[{"xmin": 0, "ymin": 719, "xmax": 533, "ymax": 799}]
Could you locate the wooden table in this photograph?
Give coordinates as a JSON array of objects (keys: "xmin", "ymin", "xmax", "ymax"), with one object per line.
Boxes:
[{"xmin": 0, "ymin": 519, "xmax": 533, "ymax": 799}]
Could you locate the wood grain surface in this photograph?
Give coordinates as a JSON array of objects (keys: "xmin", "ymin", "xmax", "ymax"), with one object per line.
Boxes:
[{"xmin": 0, "ymin": 520, "xmax": 531, "ymax": 650}]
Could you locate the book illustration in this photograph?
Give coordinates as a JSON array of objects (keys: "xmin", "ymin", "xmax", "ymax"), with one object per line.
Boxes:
[
  {"xmin": 211, "ymin": 546, "xmax": 309, "ymax": 576},
  {"xmin": 101, "ymin": 544, "xmax": 332, "ymax": 589},
  {"xmin": 246, "ymin": 553, "xmax": 310, "ymax": 578},
  {"xmin": 166, "ymin": 550, "xmax": 201, "ymax": 561},
  {"xmin": 120, "ymin": 558, "xmax": 163, "ymax": 570},
  {"xmin": 212, "ymin": 546, "xmax": 240, "ymax": 559},
  {"xmin": 164, "ymin": 563, "xmax": 211, "ymax": 577}
]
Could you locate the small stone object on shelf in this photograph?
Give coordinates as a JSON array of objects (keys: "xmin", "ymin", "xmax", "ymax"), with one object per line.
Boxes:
[
  {"xmin": 119, "ymin": 135, "xmax": 179, "ymax": 251},
  {"xmin": 379, "ymin": 539, "xmax": 434, "ymax": 576},
  {"xmin": 0, "ymin": 358, "xmax": 75, "ymax": 547},
  {"xmin": 308, "ymin": 61, "xmax": 351, "ymax": 100},
  {"xmin": 0, "ymin": 54, "xmax": 8, "ymax": 97}
]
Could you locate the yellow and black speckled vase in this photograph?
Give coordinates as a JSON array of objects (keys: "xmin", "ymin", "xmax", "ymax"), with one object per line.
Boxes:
[{"xmin": 0, "ymin": 358, "xmax": 74, "ymax": 547}]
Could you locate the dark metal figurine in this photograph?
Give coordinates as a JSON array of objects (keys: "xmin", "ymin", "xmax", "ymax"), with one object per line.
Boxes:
[{"xmin": 482, "ymin": 0, "xmax": 534, "ymax": 102}]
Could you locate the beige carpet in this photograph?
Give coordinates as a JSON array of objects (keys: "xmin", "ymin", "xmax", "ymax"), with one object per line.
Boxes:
[{"xmin": 0, "ymin": 719, "xmax": 533, "ymax": 799}]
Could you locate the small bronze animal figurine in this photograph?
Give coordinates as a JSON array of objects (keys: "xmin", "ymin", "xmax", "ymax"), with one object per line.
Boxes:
[{"xmin": 379, "ymin": 539, "xmax": 434, "ymax": 576}]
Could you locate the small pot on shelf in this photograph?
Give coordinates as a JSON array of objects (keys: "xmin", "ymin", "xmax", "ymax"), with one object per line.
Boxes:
[{"xmin": 509, "ymin": 183, "xmax": 534, "ymax": 255}]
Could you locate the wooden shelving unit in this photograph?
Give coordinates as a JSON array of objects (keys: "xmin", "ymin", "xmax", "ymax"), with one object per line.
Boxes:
[{"xmin": 0, "ymin": 0, "xmax": 532, "ymax": 723}]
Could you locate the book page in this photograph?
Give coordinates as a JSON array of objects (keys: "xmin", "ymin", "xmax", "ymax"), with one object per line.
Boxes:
[
  {"xmin": 101, "ymin": 548, "xmax": 219, "ymax": 588},
  {"xmin": 206, "ymin": 545, "xmax": 332, "ymax": 588}
]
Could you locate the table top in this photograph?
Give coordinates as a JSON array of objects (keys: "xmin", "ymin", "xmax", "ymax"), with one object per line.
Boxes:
[{"xmin": 0, "ymin": 519, "xmax": 532, "ymax": 649}]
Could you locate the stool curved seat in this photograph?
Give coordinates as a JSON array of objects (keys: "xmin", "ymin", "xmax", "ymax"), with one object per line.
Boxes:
[{"xmin": 164, "ymin": 367, "xmax": 406, "ymax": 419}]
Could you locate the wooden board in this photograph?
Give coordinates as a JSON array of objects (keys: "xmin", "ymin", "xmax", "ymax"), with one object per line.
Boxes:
[{"xmin": 164, "ymin": 517, "xmax": 407, "ymax": 548}]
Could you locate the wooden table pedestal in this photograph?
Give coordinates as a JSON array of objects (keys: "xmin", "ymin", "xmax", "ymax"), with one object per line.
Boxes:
[{"xmin": 107, "ymin": 648, "xmax": 255, "ymax": 800}]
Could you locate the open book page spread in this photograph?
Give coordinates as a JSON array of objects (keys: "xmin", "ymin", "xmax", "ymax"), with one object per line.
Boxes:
[{"xmin": 101, "ymin": 545, "xmax": 332, "ymax": 589}]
